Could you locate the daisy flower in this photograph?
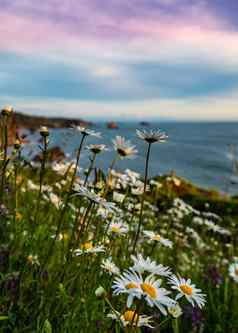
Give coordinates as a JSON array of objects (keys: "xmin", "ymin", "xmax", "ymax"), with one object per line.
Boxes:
[
  {"xmin": 112, "ymin": 270, "xmax": 176, "ymax": 314},
  {"xmin": 113, "ymin": 191, "xmax": 125, "ymax": 203},
  {"xmin": 74, "ymin": 242, "xmax": 105, "ymax": 256},
  {"xmin": 107, "ymin": 221, "xmax": 129, "ymax": 236},
  {"xmin": 86, "ymin": 144, "xmax": 108, "ymax": 154},
  {"xmin": 139, "ymin": 274, "xmax": 176, "ymax": 315},
  {"xmin": 131, "ymin": 254, "xmax": 171, "ymax": 277},
  {"xmin": 168, "ymin": 304, "xmax": 183, "ymax": 318},
  {"xmin": 112, "ymin": 136, "xmax": 137, "ymax": 159},
  {"xmin": 229, "ymin": 262, "xmax": 238, "ymax": 282},
  {"xmin": 112, "ymin": 269, "xmax": 142, "ymax": 307},
  {"xmin": 72, "ymin": 125, "xmax": 101, "ymax": 138},
  {"xmin": 169, "ymin": 275, "xmax": 206, "ymax": 308},
  {"xmin": 108, "ymin": 310, "xmax": 153, "ymax": 328},
  {"xmin": 143, "ymin": 230, "xmax": 173, "ymax": 248},
  {"xmin": 73, "ymin": 185, "xmax": 119, "ymax": 213},
  {"xmin": 136, "ymin": 129, "xmax": 168, "ymax": 144},
  {"xmin": 101, "ymin": 257, "xmax": 120, "ymax": 275}
]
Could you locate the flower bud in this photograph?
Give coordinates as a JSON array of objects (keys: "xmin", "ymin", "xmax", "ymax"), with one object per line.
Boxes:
[
  {"xmin": 1, "ymin": 106, "xmax": 13, "ymax": 117},
  {"xmin": 95, "ymin": 286, "xmax": 106, "ymax": 298},
  {"xmin": 39, "ymin": 126, "xmax": 49, "ymax": 137},
  {"xmin": 14, "ymin": 139, "xmax": 21, "ymax": 150},
  {"xmin": 168, "ymin": 304, "xmax": 183, "ymax": 318}
]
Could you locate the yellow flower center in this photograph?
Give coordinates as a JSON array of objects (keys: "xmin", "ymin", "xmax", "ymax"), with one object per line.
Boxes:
[
  {"xmin": 152, "ymin": 234, "xmax": 161, "ymax": 241},
  {"xmin": 27, "ymin": 255, "xmax": 33, "ymax": 264},
  {"xmin": 111, "ymin": 226, "xmax": 120, "ymax": 233},
  {"xmin": 180, "ymin": 284, "xmax": 193, "ymax": 296},
  {"xmin": 126, "ymin": 282, "xmax": 138, "ymax": 290},
  {"xmin": 235, "ymin": 268, "xmax": 238, "ymax": 276},
  {"xmin": 81, "ymin": 242, "xmax": 93, "ymax": 250},
  {"xmin": 141, "ymin": 283, "xmax": 157, "ymax": 299},
  {"xmin": 123, "ymin": 310, "xmax": 138, "ymax": 323},
  {"xmin": 16, "ymin": 212, "xmax": 22, "ymax": 221}
]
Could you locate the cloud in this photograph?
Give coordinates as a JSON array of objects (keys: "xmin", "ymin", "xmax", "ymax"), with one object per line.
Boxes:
[
  {"xmin": 0, "ymin": 1, "xmax": 238, "ymax": 120},
  {"xmin": 2, "ymin": 88, "xmax": 238, "ymax": 121}
]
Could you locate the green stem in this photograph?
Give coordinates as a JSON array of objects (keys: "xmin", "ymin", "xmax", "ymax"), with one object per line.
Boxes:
[
  {"xmin": 34, "ymin": 136, "xmax": 49, "ymax": 225},
  {"xmin": 42, "ymin": 133, "xmax": 87, "ymax": 270},
  {"xmin": 83, "ymin": 153, "xmax": 96, "ymax": 186},
  {"xmin": 132, "ymin": 142, "xmax": 152, "ymax": 253}
]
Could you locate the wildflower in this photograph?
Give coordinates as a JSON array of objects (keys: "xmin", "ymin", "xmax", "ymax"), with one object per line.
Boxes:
[
  {"xmin": 112, "ymin": 270, "xmax": 176, "ymax": 314},
  {"xmin": 169, "ymin": 275, "xmax": 206, "ymax": 308},
  {"xmin": 86, "ymin": 144, "xmax": 107, "ymax": 154},
  {"xmin": 27, "ymin": 254, "xmax": 40, "ymax": 266},
  {"xmin": 113, "ymin": 191, "xmax": 125, "ymax": 203},
  {"xmin": 183, "ymin": 305, "xmax": 204, "ymax": 331},
  {"xmin": 143, "ymin": 230, "xmax": 173, "ymax": 248},
  {"xmin": 45, "ymin": 193, "xmax": 62, "ymax": 209},
  {"xmin": 52, "ymin": 161, "xmax": 77, "ymax": 175},
  {"xmin": 74, "ymin": 242, "xmax": 105, "ymax": 256},
  {"xmin": 229, "ymin": 262, "xmax": 238, "ymax": 282},
  {"xmin": 101, "ymin": 257, "xmax": 120, "ymax": 275},
  {"xmin": 131, "ymin": 181, "xmax": 147, "ymax": 195},
  {"xmin": 112, "ymin": 269, "xmax": 142, "ymax": 307},
  {"xmin": 107, "ymin": 221, "xmax": 128, "ymax": 235},
  {"xmin": 125, "ymin": 169, "xmax": 140, "ymax": 184},
  {"xmin": 168, "ymin": 304, "xmax": 183, "ymax": 318},
  {"xmin": 108, "ymin": 310, "xmax": 153, "ymax": 328},
  {"xmin": 136, "ymin": 129, "xmax": 168, "ymax": 144},
  {"xmin": 113, "ymin": 136, "xmax": 137, "ymax": 159},
  {"xmin": 139, "ymin": 274, "xmax": 176, "ymax": 315},
  {"xmin": 15, "ymin": 212, "xmax": 22, "ymax": 221},
  {"xmin": 73, "ymin": 185, "xmax": 119, "ymax": 213},
  {"xmin": 1, "ymin": 105, "xmax": 13, "ymax": 117},
  {"xmin": 131, "ymin": 254, "xmax": 171, "ymax": 277},
  {"xmin": 72, "ymin": 125, "xmax": 101, "ymax": 138},
  {"xmin": 205, "ymin": 265, "xmax": 223, "ymax": 287}
]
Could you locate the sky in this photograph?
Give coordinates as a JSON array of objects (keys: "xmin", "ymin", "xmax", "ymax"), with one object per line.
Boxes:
[{"xmin": 1, "ymin": 0, "xmax": 238, "ymax": 121}]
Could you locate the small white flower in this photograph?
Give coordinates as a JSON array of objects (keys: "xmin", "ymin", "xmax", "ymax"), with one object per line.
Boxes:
[
  {"xmin": 113, "ymin": 191, "xmax": 125, "ymax": 203},
  {"xmin": 131, "ymin": 254, "xmax": 171, "ymax": 277},
  {"xmin": 72, "ymin": 125, "xmax": 101, "ymax": 137},
  {"xmin": 27, "ymin": 254, "xmax": 40, "ymax": 266},
  {"xmin": 112, "ymin": 270, "xmax": 176, "ymax": 314},
  {"xmin": 113, "ymin": 136, "xmax": 137, "ymax": 159},
  {"xmin": 136, "ymin": 129, "xmax": 168, "ymax": 144},
  {"xmin": 168, "ymin": 304, "xmax": 183, "ymax": 318},
  {"xmin": 229, "ymin": 262, "xmax": 238, "ymax": 283},
  {"xmin": 107, "ymin": 221, "xmax": 129, "ymax": 235},
  {"xmin": 169, "ymin": 275, "xmax": 206, "ymax": 308},
  {"xmin": 27, "ymin": 180, "xmax": 39, "ymax": 191},
  {"xmin": 74, "ymin": 242, "xmax": 105, "ymax": 256},
  {"xmin": 143, "ymin": 230, "xmax": 173, "ymax": 248},
  {"xmin": 101, "ymin": 257, "xmax": 120, "ymax": 275},
  {"xmin": 112, "ymin": 269, "xmax": 142, "ymax": 307},
  {"xmin": 73, "ymin": 185, "xmax": 119, "ymax": 213},
  {"xmin": 86, "ymin": 144, "xmax": 107, "ymax": 154},
  {"xmin": 108, "ymin": 310, "xmax": 153, "ymax": 328}
]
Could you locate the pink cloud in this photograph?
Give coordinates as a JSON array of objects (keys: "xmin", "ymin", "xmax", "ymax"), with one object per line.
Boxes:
[{"xmin": 0, "ymin": 1, "xmax": 238, "ymax": 70}]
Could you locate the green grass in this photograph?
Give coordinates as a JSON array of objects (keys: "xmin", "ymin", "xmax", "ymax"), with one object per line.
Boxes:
[{"xmin": 0, "ymin": 114, "xmax": 238, "ymax": 332}]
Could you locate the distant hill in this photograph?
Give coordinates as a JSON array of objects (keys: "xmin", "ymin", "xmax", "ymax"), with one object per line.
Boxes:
[{"xmin": 14, "ymin": 112, "xmax": 91, "ymax": 132}]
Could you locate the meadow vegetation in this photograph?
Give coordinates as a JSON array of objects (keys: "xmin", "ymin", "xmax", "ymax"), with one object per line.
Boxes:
[{"xmin": 0, "ymin": 106, "xmax": 238, "ymax": 332}]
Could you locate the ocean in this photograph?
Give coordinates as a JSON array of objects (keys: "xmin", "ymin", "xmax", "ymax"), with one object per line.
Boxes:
[{"xmin": 26, "ymin": 122, "xmax": 238, "ymax": 194}]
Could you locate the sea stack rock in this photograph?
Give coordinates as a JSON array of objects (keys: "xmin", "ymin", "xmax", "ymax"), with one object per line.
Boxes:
[{"xmin": 107, "ymin": 121, "xmax": 118, "ymax": 129}]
